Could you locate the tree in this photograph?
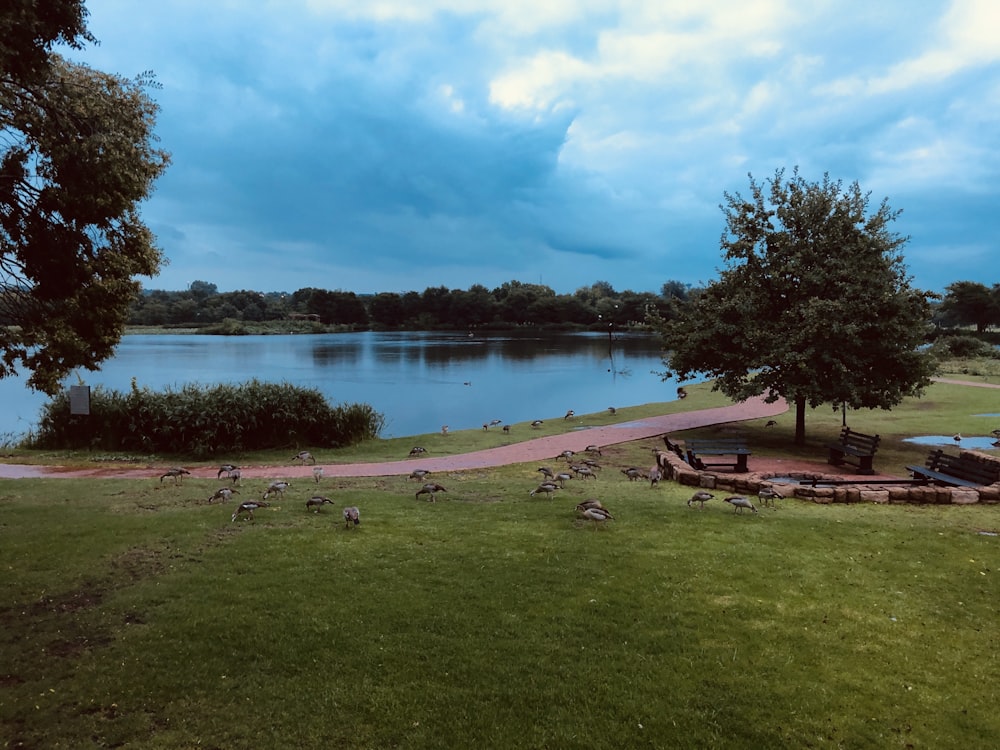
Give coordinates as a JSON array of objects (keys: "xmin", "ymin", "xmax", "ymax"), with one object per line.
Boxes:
[
  {"xmin": 655, "ymin": 168, "xmax": 936, "ymax": 444},
  {"xmin": 938, "ymin": 281, "xmax": 1000, "ymax": 333},
  {"xmin": 0, "ymin": 4, "xmax": 170, "ymax": 394}
]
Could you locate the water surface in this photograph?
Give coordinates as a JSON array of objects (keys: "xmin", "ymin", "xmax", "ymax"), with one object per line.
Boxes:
[{"xmin": 0, "ymin": 331, "xmax": 679, "ymax": 440}]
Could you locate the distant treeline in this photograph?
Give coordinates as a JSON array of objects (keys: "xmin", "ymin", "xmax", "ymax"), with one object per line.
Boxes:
[{"xmin": 129, "ymin": 279, "xmax": 696, "ymax": 331}]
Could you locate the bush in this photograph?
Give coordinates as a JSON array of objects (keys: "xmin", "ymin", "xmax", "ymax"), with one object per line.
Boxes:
[
  {"xmin": 31, "ymin": 379, "xmax": 384, "ymax": 457},
  {"xmin": 931, "ymin": 335, "xmax": 996, "ymax": 359}
]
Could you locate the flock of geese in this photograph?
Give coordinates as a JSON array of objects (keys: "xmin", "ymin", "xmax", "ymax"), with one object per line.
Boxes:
[{"xmin": 157, "ymin": 432, "xmax": 786, "ymax": 534}]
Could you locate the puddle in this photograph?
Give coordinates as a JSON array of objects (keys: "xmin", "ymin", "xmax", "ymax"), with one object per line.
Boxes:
[{"xmin": 904, "ymin": 436, "xmax": 999, "ymax": 450}]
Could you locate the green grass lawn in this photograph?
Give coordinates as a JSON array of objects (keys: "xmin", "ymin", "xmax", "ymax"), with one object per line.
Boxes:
[{"xmin": 2, "ymin": 457, "xmax": 1000, "ymax": 748}]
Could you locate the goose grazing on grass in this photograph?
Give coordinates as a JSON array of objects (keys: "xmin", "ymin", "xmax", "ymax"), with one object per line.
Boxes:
[
  {"xmin": 537, "ymin": 466, "xmax": 554, "ymax": 480},
  {"xmin": 585, "ymin": 444, "xmax": 602, "ymax": 456},
  {"xmin": 408, "ymin": 469, "xmax": 432, "ymax": 481},
  {"xmin": 409, "ymin": 446, "xmax": 427, "ymax": 457},
  {"xmin": 558, "ymin": 450, "xmax": 576, "ymax": 460},
  {"xmin": 573, "ymin": 466, "xmax": 597, "ymax": 480},
  {"xmin": 530, "ymin": 482, "xmax": 560, "ymax": 498},
  {"xmin": 232, "ymin": 499, "xmax": 269, "ymax": 522},
  {"xmin": 217, "ymin": 464, "xmax": 239, "ymax": 479},
  {"xmin": 312, "ymin": 466, "xmax": 324, "ymax": 483},
  {"xmin": 765, "ymin": 420, "xmax": 777, "ymax": 428},
  {"xmin": 621, "ymin": 467, "xmax": 645, "ymax": 482},
  {"xmin": 306, "ymin": 496, "xmax": 334, "ymax": 513},
  {"xmin": 415, "ymin": 483, "xmax": 447, "ymax": 501},
  {"xmin": 263, "ymin": 481, "xmax": 290, "ymax": 500},
  {"xmin": 489, "ymin": 419, "xmax": 502, "ymax": 428},
  {"xmin": 292, "ymin": 451, "xmax": 316, "ymax": 465},
  {"xmin": 581, "ymin": 506, "xmax": 614, "ymax": 529},
  {"xmin": 343, "ymin": 506, "xmax": 360, "ymax": 529},
  {"xmin": 208, "ymin": 487, "xmax": 239, "ymax": 503},
  {"xmin": 575, "ymin": 499, "xmax": 604, "ymax": 514},
  {"xmin": 554, "ymin": 472, "xmax": 573, "ymax": 488},
  {"xmin": 758, "ymin": 486, "xmax": 782, "ymax": 508},
  {"xmin": 608, "ymin": 407, "xmax": 617, "ymax": 415},
  {"xmin": 725, "ymin": 496, "xmax": 758, "ymax": 514},
  {"xmin": 531, "ymin": 420, "xmax": 544, "ymax": 428},
  {"xmin": 688, "ymin": 491, "xmax": 714, "ymax": 510},
  {"xmin": 160, "ymin": 467, "xmax": 190, "ymax": 484}
]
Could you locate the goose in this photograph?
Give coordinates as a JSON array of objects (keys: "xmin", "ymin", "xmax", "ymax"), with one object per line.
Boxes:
[
  {"xmin": 537, "ymin": 466, "xmax": 554, "ymax": 480},
  {"xmin": 263, "ymin": 481, "xmax": 290, "ymax": 500},
  {"xmin": 758, "ymin": 486, "xmax": 782, "ymax": 508},
  {"xmin": 292, "ymin": 451, "xmax": 316, "ymax": 465},
  {"xmin": 953, "ymin": 433, "xmax": 962, "ymax": 443},
  {"xmin": 503, "ymin": 425, "xmax": 511, "ymax": 434},
  {"xmin": 725, "ymin": 496, "xmax": 758, "ymax": 514},
  {"xmin": 530, "ymin": 482, "xmax": 560, "ymax": 497},
  {"xmin": 489, "ymin": 419, "xmax": 503, "ymax": 428},
  {"xmin": 564, "ymin": 409, "xmax": 575, "ymax": 420},
  {"xmin": 232, "ymin": 499, "xmax": 269, "ymax": 522},
  {"xmin": 409, "ymin": 469, "xmax": 432, "ymax": 481},
  {"xmin": 581, "ymin": 506, "xmax": 614, "ymax": 528},
  {"xmin": 229, "ymin": 468, "xmax": 242, "ymax": 486},
  {"xmin": 441, "ymin": 425, "xmax": 449, "ymax": 436},
  {"xmin": 688, "ymin": 491, "xmax": 714, "ymax": 510},
  {"xmin": 306, "ymin": 496, "xmax": 334, "ymax": 512},
  {"xmin": 991, "ymin": 429, "xmax": 1000, "ymax": 438},
  {"xmin": 415, "ymin": 483, "xmax": 447, "ymax": 501},
  {"xmin": 312, "ymin": 466, "xmax": 324, "ymax": 483},
  {"xmin": 621, "ymin": 467, "xmax": 645, "ymax": 482},
  {"xmin": 217, "ymin": 464, "xmax": 239, "ymax": 479},
  {"xmin": 607, "ymin": 407, "xmax": 617, "ymax": 415},
  {"xmin": 677, "ymin": 387, "xmax": 688, "ymax": 399},
  {"xmin": 648, "ymin": 467, "xmax": 662, "ymax": 487},
  {"xmin": 585, "ymin": 444, "xmax": 603, "ymax": 456},
  {"xmin": 531, "ymin": 420, "xmax": 544, "ymax": 428},
  {"xmin": 409, "ymin": 446, "xmax": 427, "ymax": 457},
  {"xmin": 575, "ymin": 499, "xmax": 605, "ymax": 514},
  {"xmin": 343, "ymin": 505, "xmax": 361, "ymax": 529},
  {"xmin": 208, "ymin": 487, "xmax": 239, "ymax": 503},
  {"xmin": 160, "ymin": 467, "xmax": 190, "ymax": 484},
  {"xmin": 765, "ymin": 420, "xmax": 777, "ymax": 428},
  {"xmin": 573, "ymin": 466, "xmax": 598, "ymax": 480},
  {"xmin": 558, "ymin": 450, "xmax": 576, "ymax": 460},
  {"xmin": 582, "ymin": 458, "xmax": 602, "ymax": 469},
  {"xmin": 554, "ymin": 472, "xmax": 573, "ymax": 488}
]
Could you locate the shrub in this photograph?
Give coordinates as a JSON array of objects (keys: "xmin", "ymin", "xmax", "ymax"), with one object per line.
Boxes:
[
  {"xmin": 31, "ymin": 379, "xmax": 384, "ymax": 457},
  {"xmin": 931, "ymin": 335, "xmax": 995, "ymax": 359}
]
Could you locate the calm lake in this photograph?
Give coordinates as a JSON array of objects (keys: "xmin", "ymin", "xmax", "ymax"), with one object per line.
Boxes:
[{"xmin": 0, "ymin": 331, "xmax": 682, "ymax": 440}]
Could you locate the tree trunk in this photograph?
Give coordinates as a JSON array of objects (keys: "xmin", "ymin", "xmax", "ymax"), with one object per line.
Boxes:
[{"xmin": 795, "ymin": 395, "xmax": 807, "ymax": 445}]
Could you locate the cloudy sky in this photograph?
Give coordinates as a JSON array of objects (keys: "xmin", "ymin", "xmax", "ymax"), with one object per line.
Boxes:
[{"xmin": 69, "ymin": 0, "xmax": 999, "ymax": 296}]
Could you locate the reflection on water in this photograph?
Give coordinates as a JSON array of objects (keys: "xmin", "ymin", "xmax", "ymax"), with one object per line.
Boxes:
[{"xmin": 0, "ymin": 331, "xmax": 677, "ymax": 439}]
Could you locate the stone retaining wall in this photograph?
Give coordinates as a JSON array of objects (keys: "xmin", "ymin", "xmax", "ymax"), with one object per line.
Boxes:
[{"xmin": 655, "ymin": 450, "xmax": 1000, "ymax": 505}]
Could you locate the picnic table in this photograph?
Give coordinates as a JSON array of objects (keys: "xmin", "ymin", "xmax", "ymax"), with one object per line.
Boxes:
[{"xmin": 686, "ymin": 438, "xmax": 751, "ymax": 473}]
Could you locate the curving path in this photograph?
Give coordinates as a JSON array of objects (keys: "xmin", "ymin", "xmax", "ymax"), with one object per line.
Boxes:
[{"xmin": 0, "ymin": 396, "xmax": 788, "ymax": 480}]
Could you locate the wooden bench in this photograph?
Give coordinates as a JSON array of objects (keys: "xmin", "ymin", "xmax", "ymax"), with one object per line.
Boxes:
[
  {"xmin": 686, "ymin": 438, "xmax": 751, "ymax": 473},
  {"xmin": 827, "ymin": 427, "xmax": 880, "ymax": 475},
  {"xmin": 907, "ymin": 449, "xmax": 1000, "ymax": 488}
]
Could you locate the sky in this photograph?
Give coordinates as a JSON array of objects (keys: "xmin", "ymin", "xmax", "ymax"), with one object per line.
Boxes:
[{"xmin": 67, "ymin": 0, "xmax": 999, "ymax": 296}]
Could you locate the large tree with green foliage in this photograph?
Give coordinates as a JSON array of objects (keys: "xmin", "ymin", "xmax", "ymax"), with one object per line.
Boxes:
[
  {"xmin": 0, "ymin": 2, "xmax": 169, "ymax": 394},
  {"xmin": 655, "ymin": 168, "xmax": 936, "ymax": 444},
  {"xmin": 938, "ymin": 281, "xmax": 1000, "ymax": 333}
]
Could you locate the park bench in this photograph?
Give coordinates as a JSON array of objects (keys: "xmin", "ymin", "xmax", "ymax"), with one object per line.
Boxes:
[
  {"xmin": 907, "ymin": 449, "xmax": 1000, "ymax": 488},
  {"xmin": 827, "ymin": 427, "xmax": 881, "ymax": 475},
  {"xmin": 685, "ymin": 438, "xmax": 751, "ymax": 473}
]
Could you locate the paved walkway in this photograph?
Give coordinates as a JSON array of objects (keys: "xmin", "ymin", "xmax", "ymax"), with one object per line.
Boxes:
[{"xmin": 0, "ymin": 396, "xmax": 788, "ymax": 480}]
